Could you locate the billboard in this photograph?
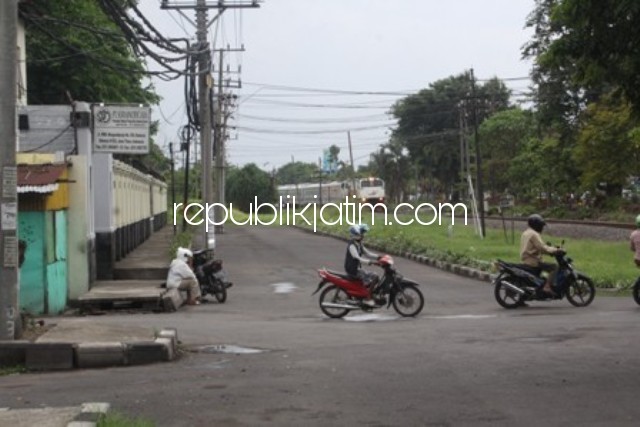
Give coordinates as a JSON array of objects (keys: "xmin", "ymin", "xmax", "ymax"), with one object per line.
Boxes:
[{"xmin": 93, "ymin": 105, "xmax": 151, "ymax": 154}]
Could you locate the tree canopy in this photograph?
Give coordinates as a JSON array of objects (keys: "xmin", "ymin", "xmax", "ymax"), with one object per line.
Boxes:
[
  {"xmin": 226, "ymin": 164, "xmax": 277, "ymax": 212},
  {"xmin": 390, "ymin": 73, "xmax": 510, "ymax": 194},
  {"xmin": 20, "ymin": 0, "xmax": 159, "ymax": 105}
]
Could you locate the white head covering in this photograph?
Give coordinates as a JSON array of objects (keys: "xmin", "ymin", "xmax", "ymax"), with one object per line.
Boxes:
[{"xmin": 176, "ymin": 247, "xmax": 193, "ymax": 261}]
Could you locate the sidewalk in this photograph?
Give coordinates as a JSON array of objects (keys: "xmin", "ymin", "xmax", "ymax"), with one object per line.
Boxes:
[
  {"xmin": 0, "ymin": 402, "xmax": 109, "ymax": 427},
  {"xmin": 78, "ymin": 226, "xmax": 183, "ymax": 312}
]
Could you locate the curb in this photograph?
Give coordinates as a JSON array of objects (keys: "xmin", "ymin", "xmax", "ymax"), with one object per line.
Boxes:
[
  {"xmin": 0, "ymin": 328, "xmax": 179, "ymax": 371},
  {"xmin": 294, "ymin": 225, "xmax": 496, "ymax": 283}
]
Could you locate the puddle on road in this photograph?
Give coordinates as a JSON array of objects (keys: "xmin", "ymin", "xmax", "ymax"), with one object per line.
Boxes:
[
  {"xmin": 195, "ymin": 344, "xmax": 268, "ymax": 354},
  {"xmin": 343, "ymin": 313, "xmax": 398, "ymax": 322},
  {"xmin": 271, "ymin": 282, "xmax": 298, "ymax": 294}
]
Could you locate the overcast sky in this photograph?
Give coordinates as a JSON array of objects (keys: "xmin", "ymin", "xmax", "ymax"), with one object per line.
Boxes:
[{"xmin": 139, "ymin": 0, "xmax": 535, "ymax": 171}]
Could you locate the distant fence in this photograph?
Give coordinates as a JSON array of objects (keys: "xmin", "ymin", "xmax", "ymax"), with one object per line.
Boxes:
[{"xmin": 113, "ymin": 160, "xmax": 167, "ymax": 261}]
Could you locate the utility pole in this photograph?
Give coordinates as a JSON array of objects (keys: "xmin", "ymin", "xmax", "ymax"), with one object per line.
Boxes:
[
  {"xmin": 347, "ymin": 131, "xmax": 356, "ymax": 195},
  {"xmin": 0, "ymin": 0, "xmax": 19, "ymax": 340},
  {"xmin": 196, "ymin": 0, "xmax": 213, "ymax": 246},
  {"xmin": 470, "ymin": 68, "xmax": 485, "ymax": 237},
  {"xmin": 213, "ymin": 46, "xmax": 243, "ymax": 234},
  {"xmin": 169, "ymin": 142, "xmax": 176, "ymax": 235},
  {"xmin": 214, "ymin": 51, "xmax": 224, "ymax": 233},
  {"xmin": 161, "ymin": 0, "xmax": 258, "ymax": 247},
  {"xmin": 318, "ymin": 157, "xmax": 323, "ymax": 205}
]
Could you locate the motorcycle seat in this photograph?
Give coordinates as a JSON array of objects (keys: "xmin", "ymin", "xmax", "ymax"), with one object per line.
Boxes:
[
  {"xmin": 326, "ymin": 270, "xmax": 359, "ymax": 281},
  {"xmin": 193, "ymin": 248, "xmax": 213, "ymax": 256},
  {"xmin": 497, "ymin": 259, "xmax": 541, "ymax": 276}
]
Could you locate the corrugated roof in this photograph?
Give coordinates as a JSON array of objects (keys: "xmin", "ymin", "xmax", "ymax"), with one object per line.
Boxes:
[
  {"xmin": 18, "ymin": 184, "xmax": 59, "ymax": 194},
  {"xmin": 17, "ymin": 164, "xmax": 66, "ymax": 192}
]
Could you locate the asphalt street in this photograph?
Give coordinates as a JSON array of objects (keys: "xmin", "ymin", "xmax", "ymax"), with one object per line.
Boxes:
[{"xmin": 1, "ymin": 224, "xmax": 639, "ymax": 427}]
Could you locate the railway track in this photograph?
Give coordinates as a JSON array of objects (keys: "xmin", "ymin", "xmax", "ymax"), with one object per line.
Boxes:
[
  {"xmin": 482, "ymin": 216, "xmax": 632, "ymax": 242},
  {"xmin": 486, "ymin": 216, "xmax": 634, "ymax": 230}
]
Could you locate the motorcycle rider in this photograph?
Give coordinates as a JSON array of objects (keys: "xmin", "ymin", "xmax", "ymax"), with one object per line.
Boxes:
[
  {"xmin": 166, "ymin": 247, "xmax": 202, "ymax": 305},
  {"xmin": 345, "ymin": 224, "xmax": 379, "ymax": 307},
  {"xmin": 520, "ymin": 214, "xmax": 562, "ymax": 296},
  {"xmin": 629, "ymin": 214, "xmax": 640, "ymax": 267}
]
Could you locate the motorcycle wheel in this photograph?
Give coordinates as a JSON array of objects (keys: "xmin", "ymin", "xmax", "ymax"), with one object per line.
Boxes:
[
  {"xmin": 319, "ymin": 285, "xmax": 351, "ymax": 319},
  {"xmin": 213, "ymin": 281, "xmax": 227, "ymax": 303},
  {"xmin": 494, "ymin": 278, "xmax": 525, "ymax": 309},
  {"xmin": 392, "ymin": 284, "xmax": 424, "ymax": 317},
  {"xmin": 633, "ymin": 277, "xmax": 640, "ymax": 306},
  {"xmin": 566, "ymin": 274, "xmax": 595, "ymax": 307}
]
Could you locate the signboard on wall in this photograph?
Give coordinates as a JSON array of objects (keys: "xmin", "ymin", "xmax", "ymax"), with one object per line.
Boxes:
[{"xmin": 93, "ymin": 105, "xmax": 151, "ymax": 154}]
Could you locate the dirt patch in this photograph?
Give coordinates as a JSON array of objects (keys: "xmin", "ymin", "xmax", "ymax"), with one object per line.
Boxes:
[{"xmin": 19, "ymin": 319, "xmax": 55, "ymax": 342}]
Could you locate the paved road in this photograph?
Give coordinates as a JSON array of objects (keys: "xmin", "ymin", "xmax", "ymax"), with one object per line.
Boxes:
[{"xmin": 2, "ymin": 225, "xmax": 639, "ymax": 426}]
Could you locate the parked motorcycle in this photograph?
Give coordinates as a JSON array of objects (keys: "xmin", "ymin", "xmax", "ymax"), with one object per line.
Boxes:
[
  {"xmin": 313, "ymin": 254, "xmax": 425, "ymax": 318},
  {"xmin": 493, "ymin": 243, "xmax": 595, "ymax": 309},
  {"xmin": 633, "ymin": 277, "xmax": 640, "ymax": 305},
  {"xmin": 192, "ymin": 248, "xmax": 232, "ymax": 303}
]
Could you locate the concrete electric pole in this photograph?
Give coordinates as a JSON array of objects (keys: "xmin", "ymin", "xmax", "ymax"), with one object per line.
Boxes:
[
  {"xmin": 0, "ymin": 0, "xmax": 19, "ymax": 340},
  {"xmin": 470, "ymin": 68, "xmax": 486, "ymax": 237},
  {"xmin": 161, "ymin": 0, "xmax": 259, "ymax": 247}
]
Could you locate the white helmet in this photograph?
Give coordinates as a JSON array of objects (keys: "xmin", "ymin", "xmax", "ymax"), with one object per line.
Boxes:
[{"xmin": 176, "ymin": 247, "xmax": 193, "ymax": 261}]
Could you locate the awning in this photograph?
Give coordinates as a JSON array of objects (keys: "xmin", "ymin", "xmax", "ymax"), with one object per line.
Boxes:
[{"xmin": 17, "ymin": 163, "xmax": 66, "ymax": 194}]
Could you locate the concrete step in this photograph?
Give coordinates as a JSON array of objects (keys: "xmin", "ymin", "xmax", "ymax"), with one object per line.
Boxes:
[{"xmin": 77, "ymin": 280, "xmax": 167, "ymax": 312}]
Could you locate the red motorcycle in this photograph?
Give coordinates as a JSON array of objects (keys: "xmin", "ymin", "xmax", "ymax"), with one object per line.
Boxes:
[{"xmin": 313, "ymin": 255, "xmax": 425, "ymax": 318}]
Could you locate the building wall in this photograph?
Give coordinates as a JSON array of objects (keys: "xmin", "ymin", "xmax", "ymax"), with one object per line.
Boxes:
[
  {"xmin": 18, "ymin": 209, "xmax": 68, "ymax": 315},
  {"xmin": 46, "ymin": 210, "xmax": 67, "ymax": 313},
  {"xmin": 66, "ymin": 156, "xmax": 91, "ymax": 300},
  {"xmin": 18, "ymin": 212, "xmax": 45, "ymax": 314}
]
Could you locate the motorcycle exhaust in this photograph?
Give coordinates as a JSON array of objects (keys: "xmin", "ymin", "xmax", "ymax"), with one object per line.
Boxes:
[
  {"xmin": 321, "ymin": 302, "xmax": 360, "ymax": 310},
  {"xmin": 500, "ymin": 280, "xmax": 526, "ymax": 295}
]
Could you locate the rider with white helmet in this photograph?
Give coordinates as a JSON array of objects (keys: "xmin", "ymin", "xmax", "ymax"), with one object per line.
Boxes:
[{"xmin": 345, "ymin": 224, "xmax": 379, "ymax": 307}]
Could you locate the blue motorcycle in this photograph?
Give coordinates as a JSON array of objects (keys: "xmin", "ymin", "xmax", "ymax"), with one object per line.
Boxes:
[{"xmin": 493, "ymin": 244, "xmax": 595, "ymax": 309}]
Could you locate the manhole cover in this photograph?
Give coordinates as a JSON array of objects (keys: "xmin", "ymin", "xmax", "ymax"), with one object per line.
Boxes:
[{"xmin": 196, "ymin": 345, "xmax": 267, "ymax": 354}]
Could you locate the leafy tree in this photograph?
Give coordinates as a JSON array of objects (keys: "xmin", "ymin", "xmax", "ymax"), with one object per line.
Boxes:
[
  {"xmin": 540, "ymin": 0, "xmax": 640, "ymax": 115},
  {"xmin": 574, "ymin": 96, "xmax": 640, "ymax": 195},
  {"xmin": 391, "ymin": 73, "xmax": 510, "ymax": 195},
  {"xmin": 479, "ymin": 108, "xmax": 536, "ymax": 194},
  {"xmin": 328, "ymin": 145, "xmax": 340, "ymax": 166},
  {"xmin": 20, "ymin": 0, "xmax": 159, "ymax": 105},
  {"xmin": 368, "ymin": 141, "xmax": 411, "ymax": 204},
  {"xmin": 275, "ymin": 162, "xmax": 319, "ymax": 185},
  {"xmin": 522, "ymin": 0, "xmax": 585, "ymax": 132},
  {"xmin": 226, "ymin": 164, "xmax": 277, "ymax": 212}
]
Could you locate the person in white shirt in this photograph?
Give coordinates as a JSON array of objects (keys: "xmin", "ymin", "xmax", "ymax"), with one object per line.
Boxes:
[{"xmin": 166, "ymin": 247, "xmax": 201, "ymax": 305}]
